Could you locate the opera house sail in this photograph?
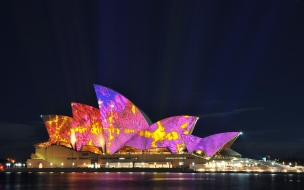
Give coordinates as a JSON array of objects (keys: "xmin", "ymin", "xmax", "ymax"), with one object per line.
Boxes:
[
  {"xmin": 94, "ymin": 84, "xmax": 150, "ymax": 154},
  {"xmin": 28, "ymin": 85, "xmax": 241, "ymax": 169}
]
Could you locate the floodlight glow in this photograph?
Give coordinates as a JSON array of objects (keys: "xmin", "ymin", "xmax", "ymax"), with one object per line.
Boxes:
[{"xmin": 71, "ymin": 102, "xmax": 105, "ymax": 151}]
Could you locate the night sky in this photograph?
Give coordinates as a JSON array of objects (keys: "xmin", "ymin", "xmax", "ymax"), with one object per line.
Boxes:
[{"xmin": 0, "ymin": 1, "xmax": 304, "ymax": 161}]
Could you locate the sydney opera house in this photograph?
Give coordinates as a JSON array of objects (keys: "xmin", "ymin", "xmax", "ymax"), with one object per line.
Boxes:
[{"xmin": 27, "ymin": 85, "xmax": 242, "ymax": 169}]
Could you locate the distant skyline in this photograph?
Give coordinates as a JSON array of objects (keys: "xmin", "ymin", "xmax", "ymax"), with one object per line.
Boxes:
[{"xmin": 0, "ymin": 1, "xmax": 304, "ymax": 161}]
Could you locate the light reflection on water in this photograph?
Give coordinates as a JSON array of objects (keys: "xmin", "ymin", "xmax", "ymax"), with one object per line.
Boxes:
[{"xmin": 0, "ymin": 172, "xmax": 304, "ymax": 190}]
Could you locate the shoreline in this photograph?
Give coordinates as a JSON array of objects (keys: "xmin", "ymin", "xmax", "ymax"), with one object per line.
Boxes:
[{"xmin": 1, "ymin": 168, "xmax": 303, "ymax": 174}]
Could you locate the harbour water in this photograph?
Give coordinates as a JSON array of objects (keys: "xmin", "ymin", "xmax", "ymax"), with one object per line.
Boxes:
[{"xmin": 0, "ymin": 172, "xmax": 304, "ymax": 190}]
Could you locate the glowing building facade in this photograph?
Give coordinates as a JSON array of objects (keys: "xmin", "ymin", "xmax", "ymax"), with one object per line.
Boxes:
[
  {"xmin": 125, "ymin": 116, "xmax": 198, "ymax": 153},
  {"xmin": 28, "ymin": 85, "xmax": 241, "ymax": 169},
  {"xmin": 94, "ymin": 84, "xmax": 150, "ymax": 154},
  {"xmin": 182, "ymin": 132, "xmax": 240, "ymax": 157}
]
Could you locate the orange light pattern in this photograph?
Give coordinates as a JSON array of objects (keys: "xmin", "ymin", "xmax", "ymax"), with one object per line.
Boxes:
[
  {"xmin": 126, "ymin": 116, "xmax": 198, "ymax": 153},
  {"xmin": 42, "ymin": 115, "xmax": 73, "ymax": 145},
  {"xmin": 71, "ymin": 102, "xmax": 105, "ymax": 151},
  {"xmin": 58, "ymin": 141, "xmax": 73, "ymax": 148},
  {"xmin": 42, "ymin": 104, "xmax": 106, "ymax": 151},
  {"xmin": 34, "ymin": 141, "xmax": 52, "ymax": 149},
  {"xmin": 81, "ymin": 145, "xmax": 103, "ymax": 154}
]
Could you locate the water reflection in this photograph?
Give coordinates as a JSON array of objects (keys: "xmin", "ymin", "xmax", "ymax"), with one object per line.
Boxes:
[{"xmin": 0, "ymin": 172, "xmax": 304, "ymax": 190}]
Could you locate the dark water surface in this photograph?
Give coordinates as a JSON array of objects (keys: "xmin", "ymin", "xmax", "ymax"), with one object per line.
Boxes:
[{"xmin": 1, "ymin": 172, "xmax": 304, "ymax": 190}]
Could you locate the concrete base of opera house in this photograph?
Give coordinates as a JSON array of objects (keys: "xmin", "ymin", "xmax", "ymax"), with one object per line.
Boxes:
[
  {"xmin": 21, "ymin": 145, "xmax": 303, "ymax": 174},
  {"xmin": 26, "ymin": 145, "xmax": 207, "ymax": 169}
]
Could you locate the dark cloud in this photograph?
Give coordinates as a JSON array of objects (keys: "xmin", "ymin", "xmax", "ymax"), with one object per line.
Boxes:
[{"xmin": 0, "ymin": 122, "xmax": 48, "ymax": 160}]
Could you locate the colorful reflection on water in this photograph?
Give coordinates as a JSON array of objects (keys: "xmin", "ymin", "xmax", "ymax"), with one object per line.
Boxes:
[{"xmin": 0, "ymin": 172, "xmax": 304, "ymax": 190}]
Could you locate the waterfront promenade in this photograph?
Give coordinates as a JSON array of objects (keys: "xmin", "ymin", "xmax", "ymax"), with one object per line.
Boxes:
[{"xmin": 1, "ymin": 167, "xmax": 303, "ymax": 174}]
